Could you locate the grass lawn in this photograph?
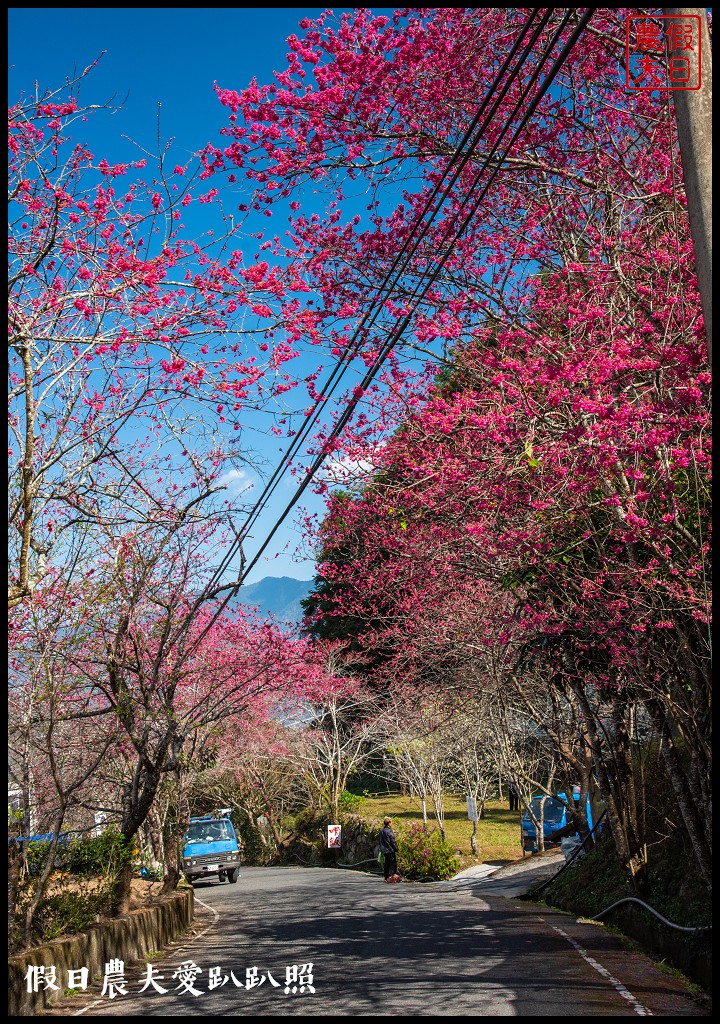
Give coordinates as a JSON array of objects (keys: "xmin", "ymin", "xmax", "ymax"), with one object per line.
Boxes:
[{"xmin": 360, "ymin": 792, "xmax": 524, "ymax": 870}]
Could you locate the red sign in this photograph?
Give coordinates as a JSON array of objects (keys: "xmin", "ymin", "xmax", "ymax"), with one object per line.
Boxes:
[
  {"xmin": 626, "ymin": 15, "xmax": 701, "ymax": 91},
  {"xmin": 327, "ymin": 824, "xmax": 341, "ymax": 849}
]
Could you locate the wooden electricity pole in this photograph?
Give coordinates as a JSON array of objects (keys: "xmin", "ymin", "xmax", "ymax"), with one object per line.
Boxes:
[{"xmin": 663, "ymin": 8, "xmax": 713, "ymax": 367}]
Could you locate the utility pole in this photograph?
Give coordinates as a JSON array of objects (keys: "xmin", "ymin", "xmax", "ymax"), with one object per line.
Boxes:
[{"xmin": 663, "ymin": 9, "xmax": 712, "ymax": 367}]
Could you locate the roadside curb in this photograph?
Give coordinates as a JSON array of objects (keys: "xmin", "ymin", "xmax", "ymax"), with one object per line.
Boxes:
[{"xmin": 8, "ymin": 889, "xmax": 194, "ymax": 1016}]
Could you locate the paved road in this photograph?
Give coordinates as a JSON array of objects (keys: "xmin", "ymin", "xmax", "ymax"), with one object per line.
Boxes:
[{"xmin": 53, "ymin": 865, "xmax": 706, "ymax": 1017}]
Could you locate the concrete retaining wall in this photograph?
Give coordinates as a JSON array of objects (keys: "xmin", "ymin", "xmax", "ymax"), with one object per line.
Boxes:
[{"xmin": 8, "ymin": 888, "xmax": 194, "ymax": 1016}]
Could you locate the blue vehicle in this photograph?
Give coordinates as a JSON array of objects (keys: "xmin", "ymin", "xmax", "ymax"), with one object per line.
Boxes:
[
  {"xmin": 14, "ymin": 831, "xmax": 69, "ymax": 845},
  {"xmin": 182, "ymin": 810, "xmax": 241, "ymax": 884},
  {"xmin": 521, "ymin": 790, "xmax": 600, "ymax": 854},
  {"xmin": 9, "ymin": 832, "xmax": 72, "ymax": 872}
]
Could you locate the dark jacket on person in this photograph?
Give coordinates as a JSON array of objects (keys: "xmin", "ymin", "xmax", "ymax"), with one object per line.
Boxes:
[{"xmin": 379, "ymin": 825, "xmax": 398, "ymax": 855}]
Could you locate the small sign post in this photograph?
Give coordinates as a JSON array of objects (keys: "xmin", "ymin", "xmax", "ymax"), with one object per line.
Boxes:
[
  {"xmin": 466, "ymin": 797, "xmax": 478, "ymax": 823},
  {"xmin": 327, "ymin": 824, "xmax": 342, "ymax": 849}
]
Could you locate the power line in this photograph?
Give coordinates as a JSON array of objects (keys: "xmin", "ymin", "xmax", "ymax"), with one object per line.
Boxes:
[
  {"xmin": 197, "ymin": 8, "xmax": 597, "ymax": 628},
  {"xmin": 228, "ymin": 9, "xmax": 549, "ymax": 545},
  {"xmin": 204, "ymin": 9, "xmax": 551, "ymax": 595},
  {"xmin": 226, "ymin": 8, "xmax": 595, "ymax": 589}
]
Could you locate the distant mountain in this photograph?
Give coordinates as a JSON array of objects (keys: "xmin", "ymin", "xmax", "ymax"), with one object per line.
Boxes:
[{"xmin": 229, "ymin": 576, "xmax": 314, "ymax": 629}]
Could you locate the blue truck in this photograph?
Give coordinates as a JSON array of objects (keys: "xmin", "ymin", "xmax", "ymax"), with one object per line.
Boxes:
[
  {"xmin": 9, "ymin": 832, "xmax": 71, "ymax": 872},
  {"xmin": 182, "ymin": 810, "xmax": 241, "ymax": 884},
  {"xmin": 521, "ymin": 789, "xmax": 601, "ymax": 854}
]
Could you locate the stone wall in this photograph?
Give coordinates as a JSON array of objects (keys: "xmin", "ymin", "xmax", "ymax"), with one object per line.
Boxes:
[
  {"xmin": 282, "ymin": 811, "xmax": 383, "ymax": 868},
  {"xmin": 8, "ymin": 888, "xmax": 194, "ymax": 1016},
  {"xmin": 337, "ymin": 814, "xmax": 383, "ymax": 866}
]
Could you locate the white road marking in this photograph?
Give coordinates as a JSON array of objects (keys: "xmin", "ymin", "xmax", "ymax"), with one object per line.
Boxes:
[{"xmin": 551, "ymin": 924, "xmax": 652, "ymax": 1016}]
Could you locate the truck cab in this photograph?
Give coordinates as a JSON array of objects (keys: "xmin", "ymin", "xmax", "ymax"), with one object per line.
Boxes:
[
  {"xmin": 182, "ymin": 810, "xmax": 240, "ymax": 884},
  {"xmin": 521, "ymin": 790, "xmax": 600, "ymax": 854}
]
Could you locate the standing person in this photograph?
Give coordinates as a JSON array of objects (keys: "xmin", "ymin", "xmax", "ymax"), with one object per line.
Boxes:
[
  {"xmin": 508, "ymin": 782, "xmax": 519, "ymax": 812},
  {"xmin": 379, "ymin": 816, "xmax": 400, "ymax": 883}
]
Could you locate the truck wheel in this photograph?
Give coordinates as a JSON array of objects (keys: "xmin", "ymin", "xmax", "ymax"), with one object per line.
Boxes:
[{"xmin": 228, "ymin": 868, "xmax": 238, "ymax": 883}]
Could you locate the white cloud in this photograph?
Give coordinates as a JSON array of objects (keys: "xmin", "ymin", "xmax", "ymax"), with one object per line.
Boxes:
[
  {"xmin": 320, "ymin": 454, "xmax": 375, "ymax": 489},
  {"xmin": 218, "ymin": 468, "xmax": 255, "ymax": 495}
]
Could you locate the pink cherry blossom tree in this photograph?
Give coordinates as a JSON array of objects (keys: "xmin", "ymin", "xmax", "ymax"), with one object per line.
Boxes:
[
  {"xmin": 8, "ymin": 65, "xmax": 319, "ymax": 610},
  {"xmin": 202, "ymin": 9, "xmax": 708, "ymax": 888}
]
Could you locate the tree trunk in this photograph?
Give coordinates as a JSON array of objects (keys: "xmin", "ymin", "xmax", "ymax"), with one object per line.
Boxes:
[
  {"xmin": 114, "ymin": 760, "xmax": 164, "ymax": 914},
  {"xmin": 7, "ymin": 840, "xmax": 21, "ymax": 950},
  {"xmin": 646, "ymin": 697, "xmax": 712, "ymax": 892},
  {"xmin": 161, "ymin": 825, "xmax": 184, "ymax": 896},
  {"xmin": 536, "ymin": 797, "xmax": 546, "ymax": 854},
  {"xmin": 147, "ymin": 805, "xmax": 165, "ymax": 870},
  {"xmin": 569, "ymin": 678, "xmax": 645, "ymax": 889},
  {"xmin": 165, "ymin": 775, "xmax": 191, "ymax": 892},
  {"xmin": 113, "ymin": 862, "xmax": 134, "ymax": 917},
  {"xmin": 22, "ymin": 809, "xmax": 67, "ymax": 948},
  {"xmin": 161, "ymin": 864, "xmax": 181, "ymax": 896}
]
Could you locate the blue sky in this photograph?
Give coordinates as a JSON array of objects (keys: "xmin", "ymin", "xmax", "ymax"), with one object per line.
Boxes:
[
  {"xmin": 9, "ymin": 9, "xmax": 332, "ymax": 162},
  {"xmin": 9, "ymin": 8, "xmax": 385, "ymax": 584}
]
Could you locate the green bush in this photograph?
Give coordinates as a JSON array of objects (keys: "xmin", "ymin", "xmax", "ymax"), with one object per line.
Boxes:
[
  {"xmin": 66, "ymin": 826, "xmax": 134, "ymax": 877},
  {"xmin": 35, "ymin": 888, "xmax": 111, "ymax": 941},
  {"xmin": 397, "ymin": 822, "xmax": 459, "ymax": 880},
  {"xmin": 24, "ymin": 839, "xmax": 56, "ymax": 875},
  {"xmin": 338, "ymin": 790, "xmax": 365, "ymax": 813},
  {"xmin": 234, "ymin": 814, "xmax": 276, "ymax": 866},
  {"xmin": 291, "ymin": 805, "xmax": 320, "ymax": 836},
  {"xmin": 14, "ymin": 875, "xmax": 115, "ymax": 945}
]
